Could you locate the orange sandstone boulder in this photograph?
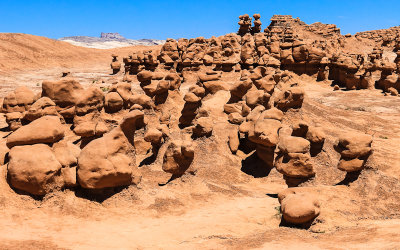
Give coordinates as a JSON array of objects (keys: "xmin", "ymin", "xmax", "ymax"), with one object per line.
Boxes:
[
  {"xmin": 6, "ymin": 116, "xmax": 64, "ymax": 148},
  {"xmin": 7, "ymin": 144, "xmax": 64, "ymax": 195},
  {"xmin": 77, "ymin": 110, "xmax": 144, "ymax": 189}
]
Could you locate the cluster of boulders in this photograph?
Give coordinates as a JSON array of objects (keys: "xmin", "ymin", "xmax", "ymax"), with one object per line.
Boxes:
[
  {"xmin": 305, "ymin": 22, "xmax": 341, "ymax": 38},
  {"xmin": 119, "ymin": 14, "xmax": 400, "ymax": 94},
  {"xmin": 356, "ymin": 27, "xmax": 400, "ymax": 46},
  {"xmin": 237, "ymin": 14, "xmax": 263, "ymax": 36},
  {"xmin": 0, "ymin": 13, "xmax": 385, "ymax": 229},
  {"xmin": 0, "ymin": 76, "xmax": 195, "ymax": 195},
  {"xmin": 327, "ymin": 48, "xmax": 400, "ymax": 93},
  {"xmin": 6, "ymin": 116, "xmax": 77, "ymax": 195}
]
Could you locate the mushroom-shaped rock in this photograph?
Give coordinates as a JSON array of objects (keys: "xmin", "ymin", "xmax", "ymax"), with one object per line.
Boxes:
[
  {"xmin": 275, "ymin": 136, "xmax": 315, "ymax": 181},
  {"xmin": 336, "ymin": 132, "xmax": 372, "ymax": 159},
  {"xmin": 335, "ymin": 132, "xmax": 372, "ymax": 172},
  {"xmin": 6, "ymin": 116, "xmax": 64, "ymax": 148},
  {"xmin": 275, "ymin": 153, "xmax": 315, "ymax": 179},
  {"xmin": 162, "ymin": 140, "xmax": 195, "ymax": 176},
  {"xmin": 306, "ymin": 126, "xmax": 326, "ymax": 155},
  {"xmin": 279, "ymin": 191, "xmax": 320, "ymax": 225},
  {"xmin": 144, "ymin": 128, "xmax": 164, "ymax": 145},
  {"xmin": 7, "ymin": 144, "xmax": 63, "ymax": 195},
  {"xmin": 77, "ymin": 110, "xmax": 144, "ymax": 189}
]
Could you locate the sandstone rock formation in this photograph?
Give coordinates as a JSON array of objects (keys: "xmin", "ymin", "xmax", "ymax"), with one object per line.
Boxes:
[
  {"xmin": 278, "ymin": 188, "xmax": 320, "ymax": 225},
  {"xmin": 77, "ymin": 110, "xmax": 144, "ymax": 189},
  {"xmin": 111, "ymin": 54, "xmax": 121, "ymax": 74},
  {"xmin": 335, "ymin": 132, "xmax": 373, "ymax": 172},
  {"xmin": 0, "ymin": 14, "xmax": 390, "ymax": 237}
]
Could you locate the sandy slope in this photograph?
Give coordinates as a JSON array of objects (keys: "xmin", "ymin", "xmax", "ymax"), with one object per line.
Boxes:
[{"xmin": 0, "ymin": 33, "xmax": 160, "ymax": 73}]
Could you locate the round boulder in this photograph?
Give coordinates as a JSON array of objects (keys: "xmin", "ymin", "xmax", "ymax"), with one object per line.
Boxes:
[
  {"xmin": 7, "ymin": 144, "xmax": 63, "ymax": 195},
  {"xmin": 280, "ymin": 192, "xmax": 320, "ymax": 225}
]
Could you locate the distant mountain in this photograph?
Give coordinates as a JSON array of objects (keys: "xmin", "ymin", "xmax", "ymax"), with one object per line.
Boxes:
[
  {"xmin": 58, "ymin": 33, "xmax": 165, "ymax": 49},
  {"xmin": 100, "ymin": 32, "xmax": 125, "ymax": 39}
]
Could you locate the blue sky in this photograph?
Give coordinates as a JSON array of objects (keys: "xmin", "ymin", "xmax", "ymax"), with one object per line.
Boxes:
[{"xmin": 0, "ymin": 0, "xmax": 399, "ymax": 39}]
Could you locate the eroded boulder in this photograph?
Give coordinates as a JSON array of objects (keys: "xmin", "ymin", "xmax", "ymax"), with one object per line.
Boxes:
[
  {"xmin": 6, "ymin": 116, "xmax": 64, "ymax": 148},
  {"xmin": 335, "ymin": 132, "xmax": 372, "ymax": 172},
  {"xmin": 162, "ymin": 139, "xmax": 195, "ymax": 176},
  {"xmin": 7, "ymin": 144, "xmax": 63, "ymax": 195},
  {"xmin": 77, "ymin": 110, "xmax": 144, "ymax": 189},
  {"xmin": 279, "ymin": 190, "xmax": 320, "ymax": 225}
]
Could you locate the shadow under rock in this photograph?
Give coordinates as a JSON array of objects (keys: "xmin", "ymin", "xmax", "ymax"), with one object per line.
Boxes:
[
  {"xmin": 241, "ymin": 151, "xmax": 273, "ymax": 178},
  {"xmin": 279, "ymin": 217, "xmax": 314, "ymax": 230},
  {"xmin": 74, "ymin": 185, "xmax": 129, "ymax": 203},
  {"xmin": 335, "ymin": 170, "xmax": 362, "ymax": 186}
]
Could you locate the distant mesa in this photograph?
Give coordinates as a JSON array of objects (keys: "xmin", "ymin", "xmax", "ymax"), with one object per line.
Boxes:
[
  {"xmin": 58, "ymin": 33, "xmax": 165, "ymax": 49},
  {"xmin": 100, "ymin": 32, "xmax": 125, "ymax": 39}
]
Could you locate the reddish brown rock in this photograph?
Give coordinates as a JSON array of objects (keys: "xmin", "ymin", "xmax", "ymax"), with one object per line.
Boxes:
[
  {"xmin": 77, "ymin": 111, "xmax": 144, "ymax": 189},
  {"xmin": 7, "ymin": 116, "xmax": 64, "ymax": 148},
  {"xmin": 7, "ymin": 144, "xmax": 63, "ymax": 195}
]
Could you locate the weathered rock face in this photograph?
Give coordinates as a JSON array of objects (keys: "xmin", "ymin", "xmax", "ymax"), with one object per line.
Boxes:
[
  {"xmin": 248, "ymin": 118, "xmax": 281, "ymax": 147},
  {"xmin": 6, "ymin": 116, "xmax": 64, "ymax": 148},
  {"xmin": 180, "ymin": 85, "xmax": 205, "ymax": 127},
  {"xmin": 77, "ymin": 110, "xmax": 144, "ymax": 189},
  {"xmin": 73, "ymin": 87, "xmax": 108, "ymax": 137},
  {"xmin": 2, "ymin": 87, "xmax": 36, "ymax": 113},
  {"xmin": 162, "ymin": 139, "xmax": 195, "ymax": 176},
  {"xmin": 75, "ymin": 87, "xmax": 104, "ymax": 115},
  {"xmin": 105, "ymin": 92, "xmax": 123, "ymax": 113},
  {"xmin": 42, "ymin": 79, "xmax": 84, "ymax": 109},
  {"xmin": 279, "ymin": 189, "xmax": 320, "ymax": 225},
  {"xmin": 23, "ymin": 97, "xmax": 60, "ymax": 122},
  {"xmin": 7, "ymin": 144, "xmax": 63, "ymax": 195},
  {"xmin": 274, "ymin": 87, "xmax": 304, "ymax": 111},
  {"xmin": 275, "ymin": 136, "xmax": 315, "ymax": 180},
  {"xmin": 335, "ymin": 132, "xmax": 373, "ymax": 172}
]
